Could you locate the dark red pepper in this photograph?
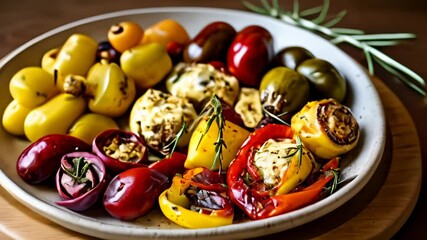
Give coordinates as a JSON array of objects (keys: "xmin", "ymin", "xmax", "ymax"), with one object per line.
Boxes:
[
  {"xmin": 227, "ymin": 25, "xmax": 274, "ymax": 87},
  {"xmin": 148, "ymin": 152, "xmax": 187, "ymax": 179},
  {"xmin": 16, "ymin": 134, "xmax": 91, "ymax": 184},
  {"xmin": 103, "ymin": 167, "xmax": 169, "ymax": 220},
  {"xmin": 227, "ymin": 124, "xmax": 334, "ymax": 219},
  {"xmin": 92, "ymin": 129, "xmax": 149, "ymax": 173}
]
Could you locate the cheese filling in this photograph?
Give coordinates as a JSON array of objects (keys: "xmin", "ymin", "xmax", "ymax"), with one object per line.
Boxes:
[{"xmin": 253, "ymin": 138, "xmax": 297, "ymax": 187}]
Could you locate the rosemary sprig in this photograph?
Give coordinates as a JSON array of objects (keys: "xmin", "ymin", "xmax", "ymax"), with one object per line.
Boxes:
[
  {"xmin": 196, "ymin": 95, "xmax": 227, "ymax": 172},
  {"xmin": 262, "ymin": 105, "xmax": 290, "ymax": 126},
  {"xmin": 163, "ymin": 120, "xmax": 187, "ymax": 158},
  {"xmin": 243, "ymin": 0, "xmax": 426, "ymax": 96},
  {"xmin": 61, "ymin": 157, "xmax": 92, "ymax": 184}
]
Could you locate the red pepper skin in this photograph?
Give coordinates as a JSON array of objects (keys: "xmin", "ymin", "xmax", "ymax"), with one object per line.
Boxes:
[
  {"xmin": 227, "ymin": 124, "xmax": 333, "ymax": 219},
  {"xmin": 103, "ymin": 167, "xmax": 169, "ymax": 220},
  {"xmin": 92, "ymin": 129, "xmax": 149, "ymax": 174},
  {"xmin": 227, "ymin": 25, "xmax": 274, "ymax": 87},
  {"xmin": 16, "ymin": 134, "xmax": 91, "ymax": 184},
  {"xmin": 148, "ymin": 152, "xmax": 187, "ymax": 179}
]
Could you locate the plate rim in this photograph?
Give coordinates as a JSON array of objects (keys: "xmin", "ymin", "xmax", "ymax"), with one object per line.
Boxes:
[{"xmin": 0, "ymin": 6, "xmax": 386, "ymax": 240}]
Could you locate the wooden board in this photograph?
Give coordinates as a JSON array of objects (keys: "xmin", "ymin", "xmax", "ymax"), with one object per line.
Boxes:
[{"xmin": 0, "ymin": 77, "xmax": 422, "ymax": 239}]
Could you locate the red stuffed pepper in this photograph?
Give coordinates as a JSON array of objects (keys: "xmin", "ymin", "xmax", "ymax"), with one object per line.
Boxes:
[{"xmin": 227, "ymin": 123, "xmax": 336, "ymax": 220}]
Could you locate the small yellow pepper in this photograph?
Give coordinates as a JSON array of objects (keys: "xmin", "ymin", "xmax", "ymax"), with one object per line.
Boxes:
[
  {"xmin": 53, "ymin": 34, "xmax": 98, "ymax": 90},
  {"xmin": 120, "ymin": 42, "xmax": 172, "ymax": 89},
  {"xmin": 24, "ymin": 93, "xmax": 86, "ymax": 142},
  {"xmin": 9, "ymin": 66, "xmax": 58, "ymax": 108},
  {"xmin": 141, "ymin": 19, "xmax": 190, "ymax": 47},
  {"xmin": 184, "ymin": 116, "xmax": 250, "ymax": 171},
  {"xmin": 158, "ymin": 167, "xmax": 234, "ymax": 229},
  {"xmin": 2, "ymin": 100, "xmax": 32, "ymax": 136},
  {"xmin": 68, "ymin": 113, "xmax": 119, "ymax": 144},
  {"xmin": 291, "ymin": 98, "xmax": 360, "ymax": 159}
]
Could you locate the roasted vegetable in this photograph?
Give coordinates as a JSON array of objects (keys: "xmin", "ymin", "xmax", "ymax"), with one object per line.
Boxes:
[
  {"xmin": 55, "ymin": 152, "xmax": 107, "ymax": 212},
  {"xmin": 92, "ymin": 129, "xmax": 149, "ymax": 173},
  {"xmin": 273, "ymin": 46, "xmax": 314, "ymax": 69},
  {"xmin": 108, "ymin": 21, "xmax": 144, "ymax": 53},
  {"xmin": 259, "ymin": 66, "xmax": 310, "ymax": 114},
  {"xmin": 63, "ymin": 61, "xmax": 136, "ymax": 117},
  {"xmin": 103, "ymin": 167, "xmax": 169, "ymax": 220},
  {"xmin": 129, "ymin": 89, "xmax": 197, "ymax": 156},
  {"xmin": 159, "ymin": 167, "xmax": 234, "ymax": 228},
  {"xmin": 52, "ymin": 34, "xmax": 98, "ymax": 90},
  {"xmin": 9, "ymin": 67, "xmax": 58, "ymax": 108},
  {"xmin": 16, "ymin": 134, "xmax": 91, "ymax": 184},
  {"xmin": 68, "ymin": 113, "xmax": 119, "ymax": 144},
  {"xmin": 227, "ymin": 124, "xmax": 334, "ymax": 220},
  {"xmin": 24, "ymin": 93, "xmax": 86, "ymax": 142},
  {"xmin": 291, "ymin": 98, "xmax": 360, "ymax": 159},
  {"xmin": 234, "ymin": 87, "xmax": 264, "ymax": 128},
  {"xmin": 165, "ymin": 63, "xmax": 240, "ymax": 110},
  {"xmin": 183, "ymin": 21, "xmax": 236, "ymax": 63},
  {"xmin": 297, "ymin": 59, "xmax": 347, "ymax": 102},
  {"xmin": 2, "ymin": 100, "xmax": 32, "ymax": 136},
  {"xmin": 227, "ymin": 25, "xmax": 274, "ymax": 87},
  {"xmin": 141, "ymin": 19, "xmax": 190, "ymax": 47},
  {"xmin": 120, "ymin": 42, "xmax": 172, "ymax": 89}
]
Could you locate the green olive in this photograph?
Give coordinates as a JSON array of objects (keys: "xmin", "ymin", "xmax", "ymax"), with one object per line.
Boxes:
[
  {"xmin": 273, "ymin": 46, "xmax": 314, "ymax": 70},
  {"xmin": 296, "ymin": 58, "xmax": 347, "ymax": 102},
  {"xmin": 259, "ymin": 66, "xmax": 310, "ymax": 114}
]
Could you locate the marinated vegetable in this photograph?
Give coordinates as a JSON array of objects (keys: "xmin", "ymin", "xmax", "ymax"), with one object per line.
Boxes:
[
  {"xmin": 24, "ymin": 93, "xmax": 86, "ymax": 142},
  {"xmin": 92, "ymin": 129, "xmax": 149, "ymax": 173},
  {"xmin": 297, "ymin": 58, "xmax": 347, "ymax": 102},
  {"xmin": 56, "ymin": 152, "xmax": 107, "ymax": 212},
  {"xmin": 260, "ymin": 66, "xmax": 310, "ymax": 114},
  {"xmin": 16, "ymin": 134, "xmax": 91, "ymax": 184},
  {"xmin": 227, "ymin": 25, "xmax": 274, "ymax": 87},
  {"xmin": 166, "ymin": 63, "xmax": 240, "ymax": 110},
  {"xmin": 108, "ymin": 21, "xmax": 144, "ymax": 53},
  {"xmin": 2, "ymin": 100, "xmax": 32, "ymax": 136},
  {"xmin": 159, "ymin": 167, "xmax": 234, "ymax": 228},
  {"xmin": 183, "ymin": 21, "xmax": 236, "ymax": 63},
  {"xmin": 141, "ymin": 19, "xmax": 190, "ymax": 47},
  {"xmin": 129, "ymin": 88, "xmax": 197, "ymax": 156},
  {"xmin": 227, "ymin": 124, "xmax": 334, "ymax": 220},
  {"xmin": 68, "ymin": 113, "xmax": 119, "ymax": 144},
  {"xmin": 291, "ymin": 98, "xmax": 360, "ymax": 159},
  {"xmin": 103, "ymin": 167, "xmax": 169, "ymax": 220},
  {"xmin": 234, "ymin": 88, "xmax": 263, "ymax": 128},
  {"xmin": 273, "ymin": 46, "xmax": 314, "ymax": 69},
  {"xmin": 9, "ymin": 67, "xmax": 58, "ymax": 108},
  {"xmin": 120, "ymin": 42, "xmax": 172, "ymax": 89}
]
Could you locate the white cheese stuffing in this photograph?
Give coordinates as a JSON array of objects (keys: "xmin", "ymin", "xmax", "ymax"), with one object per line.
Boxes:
[
  {"xmin": 254, "ymin": 138, "xmax": 297, "ymax": 187},
  {"xmin": 165, "ymin": 63, "xmax": 239, "ymax": 110},
  {"xmin": 234, "ymin": 87, "xmax": 263, "ymax": 128},
  {"xmin": 129, "ymin": 89, "xmax": 198, "ymax": 150}
]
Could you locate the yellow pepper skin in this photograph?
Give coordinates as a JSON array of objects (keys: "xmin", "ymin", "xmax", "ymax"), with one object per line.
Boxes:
[
  {"xmin": 53, "ymin": 34, "xmax": 98, "ymax": 90},
  {"xmin": 2, "ymin": 100, "xmax": 32, "ymax": 136},
  {"xmin": 184, "ymin": 117, "xmax": 250, "ymax": 171},
  {"xmin": 120, "ymin": 42, "xmax": 172, "ymax": 89},
  {"xmin": 68, "ymin": 113, "xmax": 119, "ymax": 144},
  {"xmin": 86, "ymin": 61, "xmax": 136, "ymax": 117},
  {"xmin": 24, "ymin": 93, "xmax": 86, "ymax": 142},
  {"xmin": 158, "ymin": 167, "xmax": 234, "ymax": 229},
  {"xmin": 41, "ymin": 48, "xmax": 59, "ymax": 73},
  {"xmin": 9, "ymin": 67, "xmax": 58, "ymax": 108},
  {"xmin": 291, "ymin": 98, "xmax": 360, "ymax": 159}
]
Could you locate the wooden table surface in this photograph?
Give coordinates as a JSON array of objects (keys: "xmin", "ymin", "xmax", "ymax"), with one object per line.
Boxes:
[{"xmin": 0, "ymin": 0, "xmax": 426, "ymax": 239}]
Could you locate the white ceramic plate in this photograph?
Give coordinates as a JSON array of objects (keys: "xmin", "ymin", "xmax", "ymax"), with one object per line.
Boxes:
[{"xmin": 0, "ymin": 7, "xmax": 385, "ymax": 240}]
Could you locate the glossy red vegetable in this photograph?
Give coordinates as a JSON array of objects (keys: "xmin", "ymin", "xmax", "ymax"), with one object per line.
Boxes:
[
  {"xmin": 55, "ymin": 152, "xmax": 107, "ymax": 212},
  {"xmin": 103, "ymin": 167, "xmax": 169, "ymax": 220},
  {"xmin": 227, "ymin": 25, "xmax": 274, "ymax": 87},
  {"xmin": 92, "ymin": 129, "xmax": 149, "ymax": 173},
  {"xmin": 227, "ymin": 124, "xmax": 334, "ymax": 219},
  {"xmin": 16, "ymin": 134, "xmax": 91, "ymax": 184},
  {"xmin": 183, "ymin": 21, "xmax": 236, "ymax": 63},
  {"xmin": 148, "ymin": 152, "xmax": 187, "ymax": 179}
]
